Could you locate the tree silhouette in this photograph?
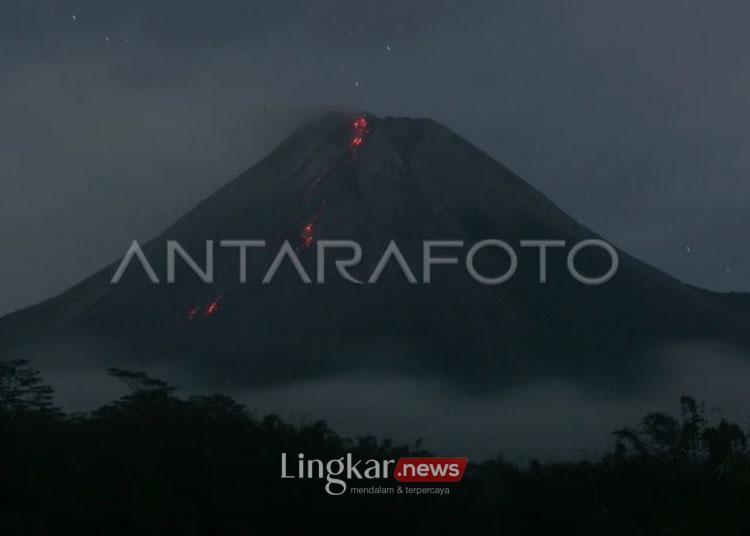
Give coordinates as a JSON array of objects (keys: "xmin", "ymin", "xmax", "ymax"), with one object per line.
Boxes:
[
  {"xmin": 108, "ymin": 367, "xmax": 176, "ymax": 394},
  {"xmin": 2, "ymin": 367, "xmax": 750, "ymax": 535},
  {"xmin": 94, "ymin": 368, "xmax": 179, "ymax": 419},
  {"xmin": 612, "ymin": 395, "xmax": 748, "ymax": 469},
  {"xmin": 0, "ymin": 358, "xmax": 57, "ymax": 416}
]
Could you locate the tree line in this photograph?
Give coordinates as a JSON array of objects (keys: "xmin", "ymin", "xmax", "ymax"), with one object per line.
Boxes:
[{"xmin": 1, "ymin": 358, "xmax": 749, "ymax": 535}]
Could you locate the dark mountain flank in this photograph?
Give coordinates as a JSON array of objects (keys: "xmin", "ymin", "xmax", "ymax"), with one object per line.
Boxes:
[{"xmin": 1, "ymin": 112, "xmax": 748, "ymax": 388}]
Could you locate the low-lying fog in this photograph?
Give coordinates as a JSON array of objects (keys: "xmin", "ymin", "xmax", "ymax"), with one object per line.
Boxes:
[{"xmin": 43, "ymin": 342, "xmax": 750, "ymax": 464}]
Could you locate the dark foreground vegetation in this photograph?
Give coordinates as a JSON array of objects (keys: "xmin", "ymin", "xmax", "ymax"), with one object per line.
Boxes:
[{"xmin": 1, "ymin": 358, "xmax": 750, "ymax": 535}]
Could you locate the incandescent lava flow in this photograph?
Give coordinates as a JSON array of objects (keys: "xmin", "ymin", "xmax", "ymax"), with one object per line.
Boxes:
[{"xmin": 349, "ymin": 115, "xmax": 368, "ymax": 156}]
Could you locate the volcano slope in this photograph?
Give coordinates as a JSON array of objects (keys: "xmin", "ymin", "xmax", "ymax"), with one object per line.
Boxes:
[{"xmin": 1, "ymin": 112, "xmax": 748, "ymax": 389}]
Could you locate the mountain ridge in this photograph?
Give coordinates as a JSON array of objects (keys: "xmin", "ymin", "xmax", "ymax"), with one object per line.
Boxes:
[{"xmin": 1, "ymin": 111, "xmax": 748, "ymax": 389}]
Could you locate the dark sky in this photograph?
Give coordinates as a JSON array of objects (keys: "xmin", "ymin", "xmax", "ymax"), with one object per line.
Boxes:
[{"xmin": 1, "ymin": 0, "xmax": 749, "ymax": 316}]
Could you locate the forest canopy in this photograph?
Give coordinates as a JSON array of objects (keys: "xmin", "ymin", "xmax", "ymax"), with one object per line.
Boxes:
[{"xmin": 1, "ymin": 358, "xmax": 749, "ymax": 535}]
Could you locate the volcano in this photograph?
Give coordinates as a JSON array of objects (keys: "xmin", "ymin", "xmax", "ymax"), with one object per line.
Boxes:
[{"xmin": 1, "ymin": 112, "xmax": 748, "ymax": 389}]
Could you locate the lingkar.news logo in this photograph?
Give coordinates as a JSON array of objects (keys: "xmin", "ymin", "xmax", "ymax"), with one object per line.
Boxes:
[{"xmin": 281, "ymin": 453, "xmax": 469, "ymax": 496}]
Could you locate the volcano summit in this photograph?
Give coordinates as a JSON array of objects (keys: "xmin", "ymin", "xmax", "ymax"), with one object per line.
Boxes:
[{"xmin": 1, "ymin": 112, "xmax": 748, "ymax": 388}]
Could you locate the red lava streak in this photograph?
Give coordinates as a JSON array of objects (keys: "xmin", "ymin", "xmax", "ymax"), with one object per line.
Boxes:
[
  {"xmin": 353, "ymin": 116, "xmax": 367, "ymax": 130},
  {"xmin": 300, "ymin": 222, "xmax": 315, "ymax": 249},
  {"xmin": 349, "ymin": 116, "xmax": 368, "ymax": 155},
  {"xmin": 204, "ymin": 296, "xmax": 221, "ymax": 316},
  {"xmin": 186, "ymin": 305, "xmax": 199, "ymax": 320}
]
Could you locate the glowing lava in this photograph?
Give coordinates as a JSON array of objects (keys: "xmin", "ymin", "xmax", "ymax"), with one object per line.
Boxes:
[
  {"xmin": 187, "ymin": 291, "xmax": 225, "ymax": 320},
  {"xmin": 205, "ymin": 301, "xmax": 219, "ymax": 316},
  {"xmin": 349, "ymin": 116, "xmax": 368, "ymax": 156},
  {"xmin": 185, "ymin": 116, "xmax": 368, "ymax": 321},
  {"xmin": 353, "ymin": 116, "xmax": 368, "ymax": 131},
  {"xmin": 300, "ymin": 221, "xmax": 315, "ymax": 249},
  {"xmin": 204, "ymin": 294, "xmax": 222, "ymax": 316}
]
